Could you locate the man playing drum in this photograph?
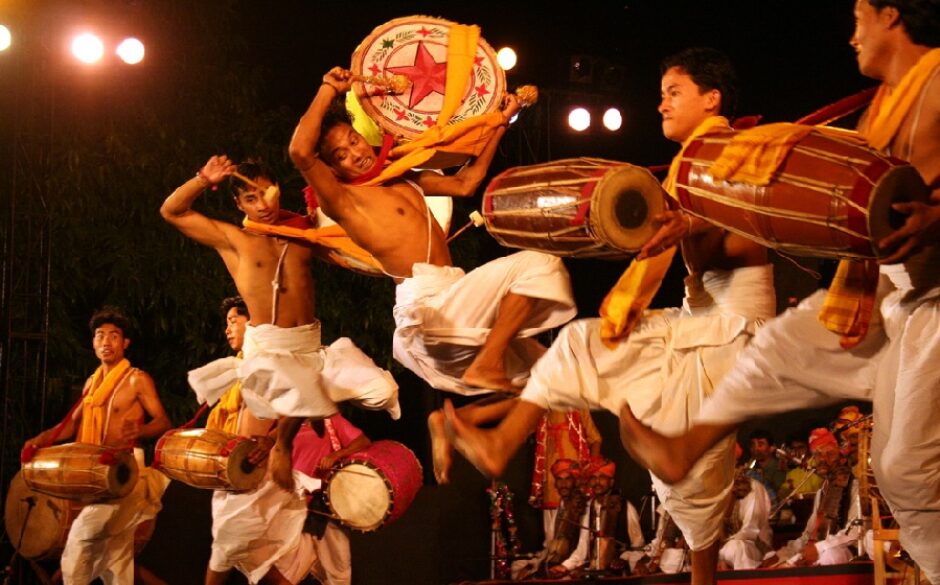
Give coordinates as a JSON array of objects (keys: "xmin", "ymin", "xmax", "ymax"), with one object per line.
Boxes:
[
  {"xmin": 162, "ymin": 159, "xmax": 399, "ymax": 493},
  {"xmin": 198, "ymin": 297, "xmax": 304, "ymax": 585},
  {"xmin": 618, "ymin": 1, "xmax": 940, "ymax": 580},
  {"xmin": 22, "ymin": 307, "xmax": 172, "ymax": 585},
  {"xmin": 288, "ymin": 68, "xmax": 577, "ymax": 482},
  {"xmin": 446, "ymin": 48, "xmax": 775, "ymax": 585}
]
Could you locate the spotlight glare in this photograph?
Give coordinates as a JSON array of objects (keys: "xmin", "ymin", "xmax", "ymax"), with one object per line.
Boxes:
[
  {"xmin": 496, "ymin": 47, "xmax": 517, "ymax": 71},
  {"xmin": 117, "ymin": 37, "xmax": 145, "ymax": 64},
  {"xmin": 71, "ymin": 33, "xmax": 104, "ymax": 64},
  {"xmin": 568, "ymin": 107, "xmax": 591, "ymax": 132},
  {"xmin": 602, "ymin": 107, "xmax": 623, "ymax": 131},
  {"xmin": 0, "ymin": 25, "xmax": 11, "ymax": 52}
]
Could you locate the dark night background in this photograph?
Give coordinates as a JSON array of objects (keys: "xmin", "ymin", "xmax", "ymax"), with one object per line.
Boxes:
[{"xmin": 1, "ymin": 1, "xmax": 870, "ymax": 583}]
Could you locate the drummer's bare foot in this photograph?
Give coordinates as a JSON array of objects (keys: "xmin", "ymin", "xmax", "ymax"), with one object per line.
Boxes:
[
  {"xmin": 618, "ymin": 403, "xmax": 690, "ymax": 484},
  {"xmin": 270, "ymin": 443, "xmax": 295, "ymax": 491},
  {"xmin": 461, "ymin": 363, "xmax": 517, "ymax": 392},
  {"xmin": 428, "ymin": 409, "xmax": 453, "ymax": 484},
  {"xmin": 443, "ymin": 400, "xmax": 510, "ymax": 478}
]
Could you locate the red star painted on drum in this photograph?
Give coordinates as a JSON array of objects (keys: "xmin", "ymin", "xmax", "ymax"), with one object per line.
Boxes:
[
  {"xmin": 395, "ymin": 109, "xmax": 407, "ymax": 120},
  {"xmin": 475, "ymin": 83, "xmax": 490, "ymax": 97},
  {"xmin": 474, "ymin": 56, "xmax": 484, "ymax": 66},
  {"xmin": 418, "ymin": 26, "xmax": 432, "ymax": 37},
  {"xmin": 387, "ymin": 41, "xmax": 448, "ymax": 109},
  {"xmin": 422, "ymin": 115, "xmax": 436, "ymax": 127},
  {"xmin": 369, "ymin": 64, "xmax": 381, "ymax": 76}
]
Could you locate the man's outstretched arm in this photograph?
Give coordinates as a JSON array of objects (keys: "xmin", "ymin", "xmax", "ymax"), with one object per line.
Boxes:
[
  {"xmin": 160, "ymin": 155, "xmax": 239, "ymax": 251},
  {"xmin": 418, "ymin": 95, "xmax": 522, "ymax": 198}
]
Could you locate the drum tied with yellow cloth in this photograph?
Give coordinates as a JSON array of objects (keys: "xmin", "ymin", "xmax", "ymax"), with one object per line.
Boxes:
[
  {"xmin": 674, "ymin": 124, "xmax": 930, "ymax": 260},
  {"xmin": 483, "ymin": 158, "xmax": 667, "ymax": 258}
]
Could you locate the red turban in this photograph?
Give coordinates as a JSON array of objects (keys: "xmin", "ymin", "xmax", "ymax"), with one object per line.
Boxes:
[
  {"xmin": 809, "ymin": 428, "xmax": 838, "ymax": 452},
  {"xmin": 550, "ymin": 458, "xmax": 581, "ymax": 478}
]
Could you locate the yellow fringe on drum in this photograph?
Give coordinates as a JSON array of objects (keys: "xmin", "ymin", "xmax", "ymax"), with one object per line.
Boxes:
[
  {"xmin": 598, "ymin": 116, "xmax": 730, "ymax": 346},
  {"xmin": 818, "ymin": 48, "xmax": 940, "ymax": 348},
  {"xmin": 708, "ymin": 123, "xmax": 813, "ymax": 186}
]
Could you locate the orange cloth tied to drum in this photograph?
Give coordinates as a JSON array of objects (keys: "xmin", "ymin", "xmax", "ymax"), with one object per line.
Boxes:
[
  {"xmin": 78, "ymin": 358, "xmax": 132, "ymax": 445},
  {"xmin": 818, "ymin": 48, "xmax": 940, "ymax": 348},
  {"xmin": 205, "ymin": 352, "xmax": 244, "ymax": 435},
  {"xmin": 598, "ymin": 116, "xmax": 730, "ymax": 346},
  {"xmin": 708, "ymin": 123, "xmax": 814, "ymax": 185}
]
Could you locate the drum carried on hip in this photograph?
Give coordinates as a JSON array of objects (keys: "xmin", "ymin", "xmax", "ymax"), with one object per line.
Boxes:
[
  {"xmin": 153, "ymin": 428, "xmax": 264, "ymax": 492},
  {"xmin": 22, "ymin": 442, "xmax": 139, "ymax": 501},
  {"xmin": 483, "ymin": 158, "xmax": 667, "ymax": 258},
  {"xmin": 675, "ymin": 126, "xmax": 930, "ymax": 260},
  {"xmin": 324, "ymin": 440, "xmax": 422, "ymax": 532}
]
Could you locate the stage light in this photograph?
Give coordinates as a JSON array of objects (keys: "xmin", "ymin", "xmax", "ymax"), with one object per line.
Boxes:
[
  {"xmin": 116, "ymin": 37, "xmax": 144, "ymax": 64},
  {"xmin": 71, "ymin": 33, "xmax": 104, "ymax": 64},
  {"xmin": 496, "ymin": 47, "xmax": 517, "ymax": 71},
  {"xmin": 567, "ymin": 107, "xmax": 591, "ymax": 132},
  {"xmin": 0, "ymin": 25, "xmax": 11, "ymax": 52},
  {"xmin": 602, "ymin": 107, "xmax": 623, "ymax": 131}
]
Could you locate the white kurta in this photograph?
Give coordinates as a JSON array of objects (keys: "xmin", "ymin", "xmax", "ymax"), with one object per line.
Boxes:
[
  {"xmin": 60, "ymin": 463, "xmax": 169, "ymax": 585},
  {"xmin": 719, "ymin": 479, "xmax": 773, "ymax": 569},
  {"xmin": 520, "ymin": 264, "xmax": 775, "ymax": 550},
  {"xmin": 189, "ymin": 322, "xmax": 400, "ymax": 420},
  {"xmin": 773, "ymin": 479, "xmax": 863, "ymax": 566},
  {"xmin": 696, "ymin": 247, "xmax": 940, "ymax": 580},
  {"xmin": 393, "ymin": 250, "xmax": 577, "ymax": 396}
]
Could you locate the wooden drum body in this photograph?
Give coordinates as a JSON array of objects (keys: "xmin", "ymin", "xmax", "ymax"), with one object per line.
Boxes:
[
  {"xmin": 325, "ymin": 440, "xmax": 422, "ymax": 532},
  {"xmin": 154, "ymin": 428, "xmax": 264, "ymax": 492},
  {"xmin": 22, "ymin": 442, "xmax": 138, "ymax": 502},
  {"xmin": 676, "ymin": 127, "xmax": 930, "ymax": 260},
  {"xmin": 483, "ymin": 158, "xmax": 666, "ymax": 258}
]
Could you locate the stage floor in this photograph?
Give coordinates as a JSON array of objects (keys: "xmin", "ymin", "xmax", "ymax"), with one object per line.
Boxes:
[{"xmin": 468, "ymin": 561, "xmax": 875, "ymax": 585}]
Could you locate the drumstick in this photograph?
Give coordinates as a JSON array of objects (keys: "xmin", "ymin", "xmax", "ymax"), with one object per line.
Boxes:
[
  {"xmin": 513, "ymin": 85, "xmax": 539, "ymax": 108},
  {"xmin": 232, "ymin": 171, "xmax": 280, "ymax": 206},
  {"xmin": 351, "ymin": 74, "xmax": 411, "ymax": 94}
]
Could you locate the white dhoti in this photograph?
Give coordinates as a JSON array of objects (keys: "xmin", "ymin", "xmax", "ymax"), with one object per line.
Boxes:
[
  {"xmin": 189, "ymin": 322, "xmax": 400, "ymax": 420},
  {"xmin": 61, "ymin": 463, "xmax": 169, "ymax": 585},
  {"xmin": 209, "ymin": 470, "xmax": 307, "ymax": 584},
  {"xmin": 719, "ymin": 479, "xmax": 773, "ymax": 569},
  {"xmin": 393, "ymin": 251, "xmax": 576, "ymax": 396},
  {"xmin": 696, "ymin": 248, "xmax": 940, "ymax": 581},
  {"xmin": 520, "ymin": 264, "xmax": 775, "ymax": 550}
]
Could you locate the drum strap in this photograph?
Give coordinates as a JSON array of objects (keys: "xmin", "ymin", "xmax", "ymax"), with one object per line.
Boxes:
[{"xmin": 270, "ymin": 241, "xmax": 290, "ymax": 325}]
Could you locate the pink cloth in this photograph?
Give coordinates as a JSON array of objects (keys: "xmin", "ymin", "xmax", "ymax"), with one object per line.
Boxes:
[{"xmin": 292, "ymin": 414, "xmax": 364, "ymax": 479}]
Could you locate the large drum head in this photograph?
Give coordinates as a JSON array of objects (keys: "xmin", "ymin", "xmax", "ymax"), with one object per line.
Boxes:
[
  {"xmin": 326, "ymin": 462, "xmax": 390, "ymax": 532},
  {"xmin": 590, "ymin": 165, "xmax": 666, "ymax": 252},
  {"xmin": 350, "ymin": 16, "xmax": 505, "ymax": 142},
  {"xmin": 5, "ymin": 471, "xmax": 79, "ymax": 559},
  {"xmin": 868, "ymin": 165, "xmax": 930, "ymax": 258}
]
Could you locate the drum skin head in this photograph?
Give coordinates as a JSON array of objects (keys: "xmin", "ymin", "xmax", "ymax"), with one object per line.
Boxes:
[
  {"xmin": 590, "ymin": 165, "xmax": 666, "ymax": 252},
  {"xmin": 5, "ymin": 471, "xmax": 79, "ymax": 559},
  {"xmin": 350, "ymin": 16, "xmax": 505, "ymax": 141},
  {"xmin": 868, "ymin": 165, "xmax": 930, "ymax": 258},
  {"xmin": 327, "ymin": 462, "xmax": 390, "ymax": 532}
]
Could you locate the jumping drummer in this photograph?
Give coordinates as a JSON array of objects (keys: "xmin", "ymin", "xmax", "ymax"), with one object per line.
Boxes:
[
  {"xmin": 22, "ymin": 306, "xmax": 172, "ymax": 585},
  {"xmin": 288, "ymin": 67, "xmax": 577, "ymax": 484},
  {"xmin": 445, "ymin": 48, "xmax": 775, "ymax": 585},
  {"xmin": 161, "ymin": 158, "xmax": 400, "ymax": 495}
]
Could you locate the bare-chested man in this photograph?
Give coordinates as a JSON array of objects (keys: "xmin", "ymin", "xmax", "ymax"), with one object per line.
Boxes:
[
  {"xmin": 618, "ymin": 2, "xmax": 940, "ymax": 579},
  {"xmin": 447, "ymin": 48, "xmax": 775, "ymax": 585},
  {"xmin": 23, "ymin": 307, "xmax": 172, "ymax": 585},
  {"xmin": 288, "ymin": 68, "xmax": 577, "ymax": 482},
  {"xmin": 161, "ymin": 159, "xmax": 399, "ymax": 493}
]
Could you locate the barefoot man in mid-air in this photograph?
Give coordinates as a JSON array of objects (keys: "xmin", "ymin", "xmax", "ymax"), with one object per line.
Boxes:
[
  {"xmin": 288, "ymin": 67, "xmax": 578, "ymax": 482},
  {"xmin": 447, "ymin": 48, "xmax": 776, "ymax": 585}
]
